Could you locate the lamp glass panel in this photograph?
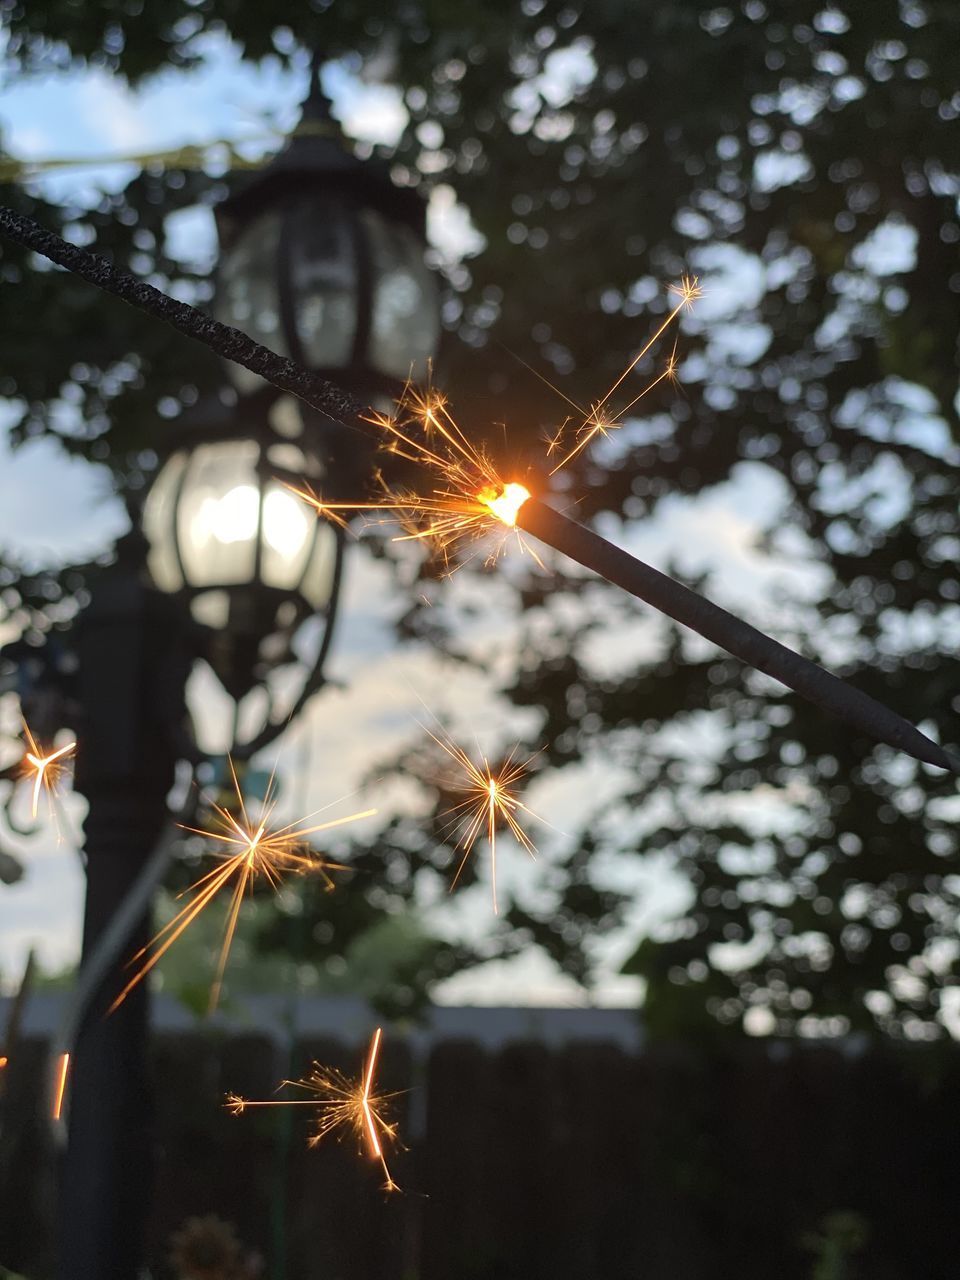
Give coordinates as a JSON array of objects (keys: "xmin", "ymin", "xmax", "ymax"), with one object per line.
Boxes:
[
  {"xmin": 143, "ymin": 449, "xmax": 187, "ymax": 592},
  {"xmin": 177, "ymin": 440, "xmax": 260, "ymax": 587},
  {"xmin": 300, "ymin": 522, "xmax": 339, "ymax": 610},
  {"xmin": 190, "ymin": 589, "xmax": 231, "ymax": 629},
  {"xmin": 215, "ymin": 210, "xmax": 287, "ymax": 392},
  {"xmin": 364, "ymin": 208, "xmax": 440, "ymax": 381},
  {"xmin": 288, "ymin": 196, "xmax": 358, "ymax": 368},
  {"xmin": 259, "ymin": 479, "xmax": 315, "ymax": 590}
]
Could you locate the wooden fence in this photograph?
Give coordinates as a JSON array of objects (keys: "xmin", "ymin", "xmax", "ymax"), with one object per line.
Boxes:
[{"xmin": 3, "ymin": 1034, "xmax": 960, "ymax": 1279}]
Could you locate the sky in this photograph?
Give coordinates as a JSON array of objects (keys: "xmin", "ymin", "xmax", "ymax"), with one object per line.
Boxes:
[{"xmin": 0, "ymin": 35, "xmax": 946, "ymax": 1020}]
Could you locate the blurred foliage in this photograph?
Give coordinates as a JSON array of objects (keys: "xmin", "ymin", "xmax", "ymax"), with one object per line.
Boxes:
[
  {"xmin": 1, "ymin": 0, "xmax": 959, "ymax": 1035},
  {"xmin": 801, "ymin": 1210, "xmax": 869, "ymax": 1280}
]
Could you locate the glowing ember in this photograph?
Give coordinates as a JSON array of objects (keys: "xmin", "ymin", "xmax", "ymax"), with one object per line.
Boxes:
[
  {"xmin": 424, "ymin": 725, "xmax": 544, "ymax": 915},
  {"xmin": 227, "ymin": 1027, "xmax": 400, "ymax": 1191},
  {"xmin": 52, "ymin": 1051, "xmax": 70, "ymax": 1120},
  {"xmin": 19, "ymin": 721, "xmax": 76, "ymax": 821},
  {"xmin": 110, "ymin": 760, "xmax": 375, "ymax": 1015},
  {"xmin": 290, "ymin": 378, "xmax": 537, "ymax": 570},
  {"xmin": 481, "ymin": 481, "xmax": 531, "ymax": 528}
]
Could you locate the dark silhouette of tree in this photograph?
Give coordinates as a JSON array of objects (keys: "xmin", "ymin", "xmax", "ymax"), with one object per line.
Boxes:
[{"xmin": 1, "ymin": 0, "xmax": 958, "ymax": 1035}]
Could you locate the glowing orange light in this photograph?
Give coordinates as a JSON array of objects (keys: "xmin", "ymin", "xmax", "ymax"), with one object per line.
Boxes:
[
  {"xmin": 481, "ymin": 481, "xmax": 531, "ymax": 527},
  {"xmin": 0, "ymin": 1056, "xmax": 8, "ymax": 1070},
  {"xmin": 290, "ymin": 378, "xmax": 537, "ymax": 570},
  {"xmin": 110, "ymin": 760, "xmax": 375, "ymax": 1015},
  {"xmin": 424, "ymin": 725, "xmax": 544, "ymax": 915},
  {"xmin": 227, "ymin": 1027, "xmax": 400, "ymax": 1191},
  {"xmin": 19, "ymin": 721, "xmax": 76, "ymax": 821},
  {"xmin": 52, "ymin": 1051, "xmax": 70, "ymax": 1120}
]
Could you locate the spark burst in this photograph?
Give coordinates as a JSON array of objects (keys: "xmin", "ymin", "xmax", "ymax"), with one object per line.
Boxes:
[
  {"xmin": 292, "ymin": 278, "xmax": 698, "ymax": 567},
  {"xmin": 109, "ymin": 760, "xmax": 376, "ymax": 1015},
  {"xmin": 19, "ymin": 721, "xmax": 76, "ymax": 821},
  {"xmin": 291, "ymin": 381, "xmax": 534, "ymax": 570},
  {"xmin": 547, "ymin": 274, "xmax": 699, "ymax": 474},
  {"xmin": 425, "ymin": 725, "xmax": 544, "ymax": 915},
  {"xmin": 227, "ymin": 1027, "xmax": 400, "ymax": 1191}
]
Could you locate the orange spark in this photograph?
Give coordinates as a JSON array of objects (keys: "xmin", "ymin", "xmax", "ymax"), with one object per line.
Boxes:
[
  {"xmin": 110, "ymin": 760, "xmax": 375, "ymax": 1015},
  {"xmin": 19, "ymin": 721, "xmax": 76, "ymax": 820},
  {"xmin": 425, "ymin": 725, "xmax": 544, "ymax": 915},
  {"xmin": 290, "ymin": 378, "xmax": 537, "ymax": 571},
  {"xmin": 52, "ymin": 1051, "xmax": 70, "ymax": 1120},
  {"xmin": 226, "ymin": 1027, "xmax": 400, "ymax": 1191},
  {"xmin": 548, "ymin": 276, "xmax": 701, "ymax": 475},
  {"xmin": 0, "ymin": 1056, "xmax": 8, "ymax": 1070}
]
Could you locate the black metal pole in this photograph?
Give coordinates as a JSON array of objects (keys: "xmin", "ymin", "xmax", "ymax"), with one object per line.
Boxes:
[
  {"xmin": 0, "ymin": 205, "xmax": 366, "ymax": 432},
  {"xmin": 60, "ymin": 534, "xmax": 193, "ymax": 1280},
  {"xmin": 518, "ymin": 497, "xmax": 960, "ymax": 772}
]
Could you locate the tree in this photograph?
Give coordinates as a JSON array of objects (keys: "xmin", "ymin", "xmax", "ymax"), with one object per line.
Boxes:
[{"xmin": 1, "ymin": 0, "xmax": 958, "ymax": 1035}]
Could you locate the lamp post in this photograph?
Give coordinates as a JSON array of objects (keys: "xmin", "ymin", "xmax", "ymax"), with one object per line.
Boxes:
[{"xmin": 56, "ymin": 54, "xmax": 440, "ymax": 1280}]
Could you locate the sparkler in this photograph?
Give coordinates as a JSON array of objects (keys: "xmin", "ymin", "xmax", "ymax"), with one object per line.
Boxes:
[
  {"xmin": 3, "ymin": 208, "xmax": 956, "ymax": 772},
  {"xmin": 291, "ymin": 382, "xmax": 537, "ymax": 570},
  {"xmin": 288, "ymin": 307, "xmax": 957, "ymax": 771},
  {"xmin": 423, "ymin": 724, "xmax": 543, "ymax": 914},
  {"xmin": 227, "ymin": 1027, "xmax": 400, "ymax": 1191},
  {"xmin": 109, "ymin": 760, "xmax": 375, "ymax": 1015},
  {"xmin": 291, "ymin": 282, "xmax": 696, "ymax": 561},
  {"xmin": 19, "ymin": 721, "xmax": 76, "ymax": 821}
]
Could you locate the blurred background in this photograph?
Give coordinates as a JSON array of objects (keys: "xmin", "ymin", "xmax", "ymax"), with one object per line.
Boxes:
[{"xmin": 0, "ymin": 1, "xmax": 958, "ymax": 1277}]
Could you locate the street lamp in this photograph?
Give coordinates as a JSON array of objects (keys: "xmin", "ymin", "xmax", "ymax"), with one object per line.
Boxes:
[
  {"xmin": 141, "ymin": 389, "xmax": 344, "ymax": 713},
  {"xmin": 214, "ymin": 54, "xmax": 440, "ymax": 406},
  {"xmin": 56, "ymin": 53, "xmax": 441, "ymax": 1280}
]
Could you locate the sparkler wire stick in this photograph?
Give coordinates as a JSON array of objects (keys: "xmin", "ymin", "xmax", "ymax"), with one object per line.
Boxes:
[
  {"xmin": 0, "ymin": 206, "xmax": 367, "ymax": 431},
  {"xmin": 516, "ymin": 498, "xmax": 960, "ymax": 773},
  {"xmin": 4, "ymin": 207, "xmax": 955, "ymax": 773}
]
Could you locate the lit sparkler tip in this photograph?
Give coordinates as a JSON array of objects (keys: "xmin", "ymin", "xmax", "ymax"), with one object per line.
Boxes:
[
  {"xmin": 224, "ymin": 1092, "xmax": 247, "ymax": 1115},
  {"xmin": 480, "ymin": 481, "xmax": 531, "ymax": 528}
]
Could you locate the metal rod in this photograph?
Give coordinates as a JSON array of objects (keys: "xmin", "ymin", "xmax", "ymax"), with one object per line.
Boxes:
[
  {"xmin": 0, "ymin": 205, "xmax": 366, "ymax": 430},
  {"xmin": 517, "ymin": 497, "xmax": 959, "ymax": 773}
]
